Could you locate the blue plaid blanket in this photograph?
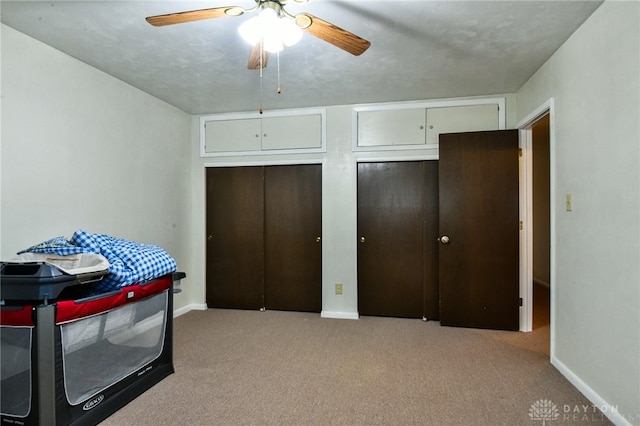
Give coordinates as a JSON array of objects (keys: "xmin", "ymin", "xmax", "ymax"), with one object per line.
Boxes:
[{"xmin": 18, "ymin": 230, "xmax": 177, "ymax": 291}]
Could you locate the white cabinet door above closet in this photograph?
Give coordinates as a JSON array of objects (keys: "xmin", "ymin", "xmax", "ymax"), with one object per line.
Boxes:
[
  {"xmin": 200, "ymin": 109, "xmax": 326, "ymax": 156},
  {"xmin": 426, "ymin": 104, "xmax": 498, "ymax": 145},
  {"xmin": 204, "ymin": 118, "xmax": 261, "ymax": 152},
  {"xmin": 353, "ymin": 99, "xmax": 504, "ymax": 151},
  {"xmin": 357, "ymin": 108, "xmax": 426, "ymax": 146},
  {"xmin": 261, "ymin": 114, "xmax": 322, "ymax": 150}
]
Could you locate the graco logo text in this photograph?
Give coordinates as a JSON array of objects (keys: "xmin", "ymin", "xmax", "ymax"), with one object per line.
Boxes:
[{"xmin": 82, "ymin": 394, "xmax": 104, "ymax": 411}]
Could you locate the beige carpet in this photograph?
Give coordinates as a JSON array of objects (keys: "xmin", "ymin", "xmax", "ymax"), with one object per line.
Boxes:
[{"xmin": 100, "ymin": 308, "xmax": 610, "ymax": 425}]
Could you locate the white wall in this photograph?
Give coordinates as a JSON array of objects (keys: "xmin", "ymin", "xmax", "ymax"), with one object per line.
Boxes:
[
  {"xmin": 1, "ymin": 24, "xmax": 192, "ymax": 311},
  {"xmin": 516, "ymin": 2, "xmax": 639, "ymax": 423}
]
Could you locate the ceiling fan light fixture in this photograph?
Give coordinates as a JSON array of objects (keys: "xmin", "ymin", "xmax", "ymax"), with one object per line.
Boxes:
[
  {"xmin": 280, "ymin": 17, "xmax": 303, "ymax": 46},
  {"xmin": 238, "ymin": 6, "xmax": 302, "ymax": 53},
  {"xmin": 262, "ymin": 36, "xmax": 284, "ymax": 53},
  {"xmin": 146, "ymin": 1, "xmax": 371, "ymax": 56},
  {"xmin": 238, "ymin": 16, "xmax": 263, "ymax": 45}
]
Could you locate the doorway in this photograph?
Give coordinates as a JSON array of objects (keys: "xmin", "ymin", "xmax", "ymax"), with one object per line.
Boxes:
[
  {"xmin": 531, "ymin": 115, "xmax": 551, "ymax": 331},
  {"xmin": 518, "ymin": 99, "xmax": 554, "ymax": 347}
]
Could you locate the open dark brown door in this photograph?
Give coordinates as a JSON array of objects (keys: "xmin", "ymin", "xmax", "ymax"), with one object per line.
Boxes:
[
  {"xmin": 438, "ymin": 130, "xmax": 520, "ymax": 330},
  {"xmin": 357, "ymin": 161, "xmax": 438, "ymax": 319},
  {"xmin": 206, "ymin": 167, "xmax": 264, "ymax": 309},
  {"xmin": 264, "ymin": 164, "xmax": 322, "ymax": 312}
]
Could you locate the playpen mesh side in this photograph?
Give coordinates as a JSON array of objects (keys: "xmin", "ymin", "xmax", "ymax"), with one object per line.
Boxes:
[
  {"xmin": 60, "ymin": 290, "xmax": 168, "ymax": 406},
  {"xmin": 0, "ymin": 326, "xmax": 33, "ymax": 417}
]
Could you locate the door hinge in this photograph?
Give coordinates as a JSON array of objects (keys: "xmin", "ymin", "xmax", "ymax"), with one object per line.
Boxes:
[
  {"xmin": 519, "ymin": 221, "xmax": 523, "ymax": 230},
  {"xmin": 518, "ymin": 148, "xmax": 523, "ymax": 157},
  {"xmin": 519, "ymin": 297, "xmax": 523, "ymax": 307}
]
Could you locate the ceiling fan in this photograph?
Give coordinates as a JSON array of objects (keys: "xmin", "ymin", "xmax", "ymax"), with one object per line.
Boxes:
[{"xmin": 146, "ymin": 0, "xmax": 371, "ymax": 69}]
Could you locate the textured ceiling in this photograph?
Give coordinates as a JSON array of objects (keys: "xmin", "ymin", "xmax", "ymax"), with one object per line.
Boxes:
[{"xmin": 1, "ymin": 1, "xmax": 603, "ymax": 114}]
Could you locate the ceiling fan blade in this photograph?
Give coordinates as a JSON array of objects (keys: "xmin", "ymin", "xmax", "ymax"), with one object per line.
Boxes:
[
  {"xmin": 295, "ymin": 13, "xmax": 370, "ymax": 56},
  {"xmin": 146, "ymin": 6, "xmax": 242, "ymax": 27},
  {"xmin": 247, "ymin": 43, "xmax": 269, "ymax": 70}
]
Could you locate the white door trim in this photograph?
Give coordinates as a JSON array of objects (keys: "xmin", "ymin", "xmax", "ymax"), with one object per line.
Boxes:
[{"xmin": 518, "ymin": 126, "xmax": 534, "ymax": 332}]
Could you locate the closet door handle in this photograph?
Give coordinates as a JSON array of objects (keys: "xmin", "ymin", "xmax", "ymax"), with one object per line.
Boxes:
[
  {"xmin": 360, "ymin": 236, "xmax": 366, "ymax": 243},
  {"xmin": 437, "ymin": 235, "xmax": 450, "ymax": 244},
  {"xmin": 316, "ymin": 236, "xmax": 321, "ymax": 243}
]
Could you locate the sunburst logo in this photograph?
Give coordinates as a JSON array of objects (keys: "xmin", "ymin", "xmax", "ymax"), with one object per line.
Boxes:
[{"xmin": 529, "ymin": 399, "xmax": 560, "ymax": 425}]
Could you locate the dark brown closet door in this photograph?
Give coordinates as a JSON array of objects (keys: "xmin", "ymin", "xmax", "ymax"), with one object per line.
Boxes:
[
  {"xmin": 357, "ymin": 161, "xmax": 438, "ymax": 319},
  {"xmin": 206, "ymin": 167, "xmax": 265, "ymax": 309},
  {"xmin": 264, "ymin": 164, "xmax": 322, "ymax": 312},
  {"xmin": 438, "ymin": 130, "xmax": 520, "ymax": 330}
]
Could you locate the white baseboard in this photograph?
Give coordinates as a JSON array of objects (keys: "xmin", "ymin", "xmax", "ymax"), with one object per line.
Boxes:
[
  {"xmin": 551, "ymin": 356, "xmax": 632, "ymax": 426},
  {"xmin": 173, "ymin": 303, "xmax": 207, "ymax": 318},
  {"xmin": 174, "ymin": 306, "xmax": 360, "ymax": 320},
  {"xmin": 321, "ymin": 310, "xmax": 359, "ymax": 320}
]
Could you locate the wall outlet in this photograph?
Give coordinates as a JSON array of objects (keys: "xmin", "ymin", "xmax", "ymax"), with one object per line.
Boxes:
[{"xmin": 335, "ymin": 283, "xmax": 343, "ymax": 295}]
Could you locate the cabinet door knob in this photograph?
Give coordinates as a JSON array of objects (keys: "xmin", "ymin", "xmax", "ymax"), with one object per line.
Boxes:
[
  {"xmin": 360, "ymin": 236, "xmax": 366, "ymax": 243},
  {"xmin": 437, "ymin": 235, "xmax": 450, "ymax": 244},
  {"xmin": 207, "ymin": 235, "xmax": 213, "ymax": 241},
  {"xmin": 316, "ymin": 236, "xmax": 321, "ymax": 243}
]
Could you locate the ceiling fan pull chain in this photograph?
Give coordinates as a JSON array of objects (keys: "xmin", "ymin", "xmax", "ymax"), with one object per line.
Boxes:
[
  {"xmin": 259, "ymin": 39, "xmax": 264, "ymax": 114},
  {"xmin": 277, "ymin": 51, "xmax": 282, "ymax": 94}
]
